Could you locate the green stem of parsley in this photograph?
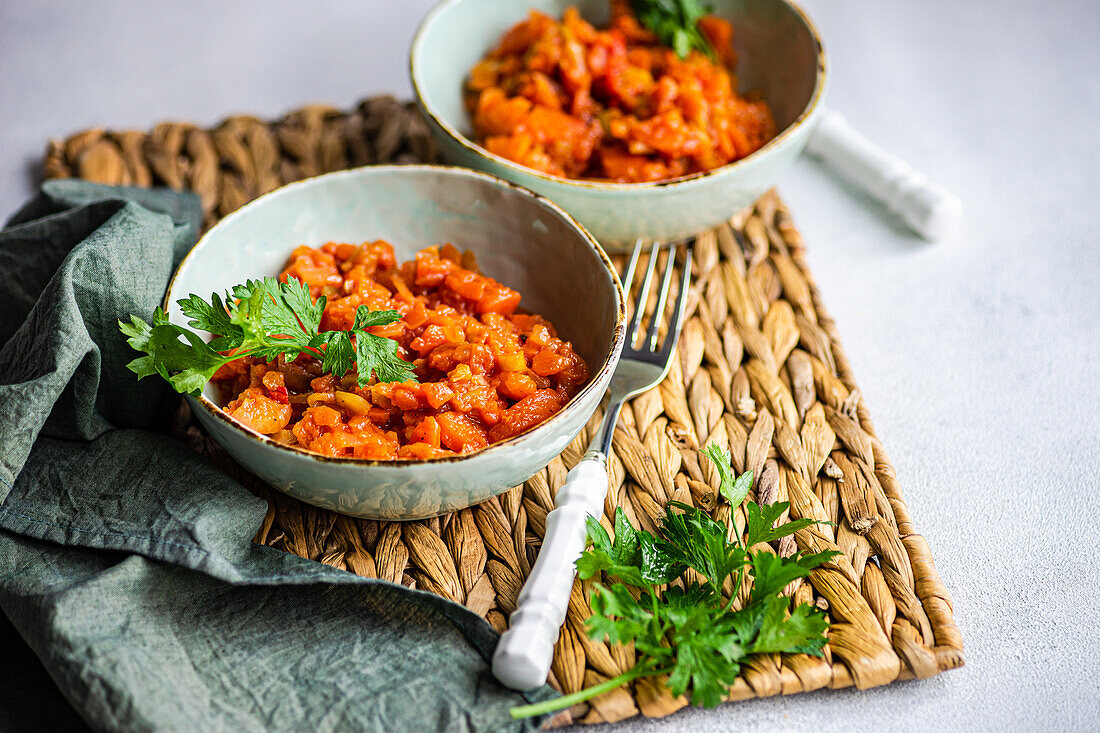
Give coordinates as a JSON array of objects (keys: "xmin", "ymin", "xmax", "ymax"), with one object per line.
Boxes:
[
  {"xmin": 723, "ymin": 567, "xmax": 744, "ymax": 614},
  {"xmin": 510, "ymin": 664, "xmax": 664, "ymax": 720},
  {"xmin": 724, "ymin": 512, "xmax": 748, "ymax": 612}
]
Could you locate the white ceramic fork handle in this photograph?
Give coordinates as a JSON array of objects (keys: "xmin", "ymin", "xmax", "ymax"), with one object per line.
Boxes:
[
  {"xmin": 804, "ymin": 108, "xmax": 963, "ymax": 241},
  {"xmin": 492, "ymin": 452, "xmax": 609, "ymax": 690}
]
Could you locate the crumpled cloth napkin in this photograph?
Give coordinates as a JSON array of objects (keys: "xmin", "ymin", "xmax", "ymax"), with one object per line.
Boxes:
[{"xmin": 0, "ymin": 180, "xmax": 553, "ymax": 732}]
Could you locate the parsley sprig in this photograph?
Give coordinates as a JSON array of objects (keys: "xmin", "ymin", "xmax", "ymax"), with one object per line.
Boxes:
[
  {"xmin": 512, "ymin": 444, "xmax": 837, "ymax": 719},
  {"xmin": 631, "ymin": 0, "xmax": 716, "ymax": 59},
  {"xmin": 119, "ymin": 277, "xmax": 417, "ymax": 395}
]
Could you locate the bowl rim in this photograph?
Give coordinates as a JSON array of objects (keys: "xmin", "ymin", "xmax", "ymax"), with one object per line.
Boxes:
[
  {"xmin": 166, "ymin": 163, "xmax": 627, "ymax": 467},
  {"xmin": 409, "ymin": 0, "xmax": 827, "ymax": 191}
]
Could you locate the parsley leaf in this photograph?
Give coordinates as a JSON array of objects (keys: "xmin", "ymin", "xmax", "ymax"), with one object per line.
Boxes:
[
  {"xmin": 313, "ymin": 329, "xmax": 356, "ymax": 380},
  {"xmin": 610, "ymin": 508, "xmax": 639, "ymax": 565},
  {"xmin": 749, "ymin": 595, "xmax": 831, "ymax": 656},
  {"xmin": 273, "ymin": 275, "xmax": 326, "ymax": 333},
  {"xmin": 663, "ymin": 604, "xmax": 744, "ymax": 706},
  {"xmin": 256, "ymin": 277, "xmax": 322, "ymax": 350},
  {"xmin": 744, "ymin": 501, "xmax": 822, "ymax": 548},
  {"xmin": 355, "ymin": 312, "xmax": 417, "ymax": 386},
  {"xmin": 354, "ymin": 306, "xmax": 402, "ymax": 330},
  {"xmin": 177, "ymin": 291, "xmax": 241, "ymax": 351},
  {"xmin": 576, "ymin": 509, "xmax": 683, "ymax": 586},
  {"xmin": 588, "ymin": 583, "xmax": 664, "ymax": 652},
  {"xmin": 120, "ymin": 277, "xmax": 417, "ymax": 396},
  {"xmin": 701, "ymin": 444, "xmax": 753, "ymax": 508},
  {"xmin": 748, "ymin": 548, "xmax": 838, "ymax": 603},
  {"xmin": 658, "ymin": 501, "xmax": 746, "ymax": 593},
  {"xmin": 121, "ymin": 310, "xmax": 232, "ymax": 395},
  {"xmin": 631, "ymin": 0, "xmax": 716, "ymax": 60}
]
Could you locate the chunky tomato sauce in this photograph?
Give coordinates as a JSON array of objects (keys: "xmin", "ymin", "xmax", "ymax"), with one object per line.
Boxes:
[
  {"xmin": 212, "ymin": 242, "xmax": 589, "ymax": 459},
  {"xmin": 466, "ymin": 0, "xmax": 775, "ymax": 183}
]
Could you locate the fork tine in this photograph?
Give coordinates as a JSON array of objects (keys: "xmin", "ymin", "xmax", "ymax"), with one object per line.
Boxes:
[
  {"xmin": 626, "ymin": 241, "xmax": 661, "ymax": 346},
  {"xmin": 620, "ymin": 237, "xmax": 644, "ymax": 295},
  {"xmin": 643, "ymin": 245, "xmax": 678, "ymax": 351},
  {"xmin": 655, "ymin": 241, "xmax": 693, "ymax": 358}
]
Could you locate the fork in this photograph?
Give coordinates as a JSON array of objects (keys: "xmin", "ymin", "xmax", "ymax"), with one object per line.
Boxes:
[{"xmin": 492, "ymin": 237, "xmax": 694, "ymax": 691}]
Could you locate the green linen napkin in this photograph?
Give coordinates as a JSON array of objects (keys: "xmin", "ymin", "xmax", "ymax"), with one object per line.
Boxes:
[{"xmin": 0, "ymin": 180, "xmax": 554, "ymax": 732}]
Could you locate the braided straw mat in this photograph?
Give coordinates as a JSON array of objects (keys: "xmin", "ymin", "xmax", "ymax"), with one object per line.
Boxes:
[{"xmin": 43, "ymin": 96, "xmax": 963, "ymax": 727}]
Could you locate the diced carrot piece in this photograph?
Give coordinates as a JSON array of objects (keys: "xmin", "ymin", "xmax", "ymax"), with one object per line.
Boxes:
[
  {"xmin": 408, "ymin": 416, "xmax": 442, "ymax": 449},
  {"xmin": 445, "ymin": 271, "xmax": 488, "ymax": 301},
  {"xmin": 226, "ymin": 388, "xmax": 292, "ymax": 434},
  {"xmin": 498, "ymin": 372, "xmax": 538, "ymax": 401},
  {"xmin": 438, "ymin": 412, "xmax": 489, "ymax": 453},
  {"xmin": 398, "ymin": 442, "xmax": 453, "ymax": 460},
  {"xmin": 421, "ymin": 382, "xmax": 455, "ymax": 410},
  {"xmin": 488, "ymin": 389, "xmax": 563, "ymax": 443},
  {"xmin": 477, "ymin": 286, "xmax": 522, "ymax": 315}
]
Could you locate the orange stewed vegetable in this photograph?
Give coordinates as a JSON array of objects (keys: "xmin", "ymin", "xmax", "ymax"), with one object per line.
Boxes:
[
  {"xmin": 212, "ymin": 241, "xmax": 589, "ymax": 459},
  {"xmin": 465, "ymin": 0, "xmax": 775, "ymax": 183}
]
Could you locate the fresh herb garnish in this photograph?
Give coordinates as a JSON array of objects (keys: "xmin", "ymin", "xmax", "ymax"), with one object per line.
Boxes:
[
  {"xmin": 631, "ymin": 0, "xmax": 716, "ymax": 59},
  {"xmin": 511, "ymin": 444, "xmax": 837, "ymax": 719},
  {"xmin": 119, "ymin": 277, "xmax": 417, "ymax": 395}
]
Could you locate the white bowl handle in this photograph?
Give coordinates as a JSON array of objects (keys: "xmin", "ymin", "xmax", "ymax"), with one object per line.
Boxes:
[
  {"xmin": 492, "ymin": 453, "xmax": 609, "ymax": 690},
  {"xmin": 805, "ymin": 108, "xmax": 963, "ymax": 241}
]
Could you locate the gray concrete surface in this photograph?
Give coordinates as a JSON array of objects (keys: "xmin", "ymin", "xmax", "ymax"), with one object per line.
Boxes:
[{"xmin": 1, "ymin": 0, "xmax": 1097, "ymax": 730}]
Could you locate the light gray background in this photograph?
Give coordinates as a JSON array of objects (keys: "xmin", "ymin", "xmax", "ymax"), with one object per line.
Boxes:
[{"xmin": 2, "ymin": 0, "xmax": 1098, "ymax": 731}]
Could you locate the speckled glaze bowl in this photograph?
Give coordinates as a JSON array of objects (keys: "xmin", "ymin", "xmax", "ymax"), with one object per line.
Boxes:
[
  {"xmin": 166, "ymin": 165, "xmax": 625, "ymax": 520},
  {"xmin": 410, "ymin": 0, "xmax": 825, "ymax": 246}
]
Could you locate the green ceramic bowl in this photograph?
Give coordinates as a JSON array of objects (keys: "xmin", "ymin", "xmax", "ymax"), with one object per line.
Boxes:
[
  {"xmin": 166, "ymin": 165, "xmax": 625, "ymax": 520},
  {"xmin": 410, "ymin": 0, "xmax": 825, "ymax": 246}
]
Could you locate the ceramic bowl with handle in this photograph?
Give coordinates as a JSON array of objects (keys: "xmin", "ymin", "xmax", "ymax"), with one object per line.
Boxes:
[
  {"xmin": 166, "ymin": 165, "xmax": 625, "ymax": 520},
  {"xmin": 410, "ymin": 0, "xmax": 826, "ymax": 246}
]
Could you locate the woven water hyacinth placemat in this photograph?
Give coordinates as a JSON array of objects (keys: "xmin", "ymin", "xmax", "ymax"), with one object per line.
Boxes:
[{"xmin": 43, "ymin": 95, "xmax": 963, "ymax": 726}]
